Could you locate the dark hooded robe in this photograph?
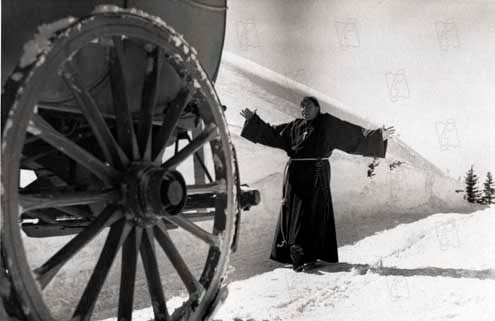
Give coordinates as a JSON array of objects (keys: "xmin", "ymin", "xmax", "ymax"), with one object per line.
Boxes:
[{"xmin": 241, "ymin": 111, "xmax": 388, "ymax": 264}]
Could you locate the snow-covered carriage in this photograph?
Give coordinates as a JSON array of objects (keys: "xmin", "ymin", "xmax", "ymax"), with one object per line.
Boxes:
[{"xmin": 1, "ymin": 1, "xmax": 259, "ymax": 320}]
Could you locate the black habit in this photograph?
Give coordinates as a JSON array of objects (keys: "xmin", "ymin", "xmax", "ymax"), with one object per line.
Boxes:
[{"xmin": 241, "ymin": 111, "xmax": 388, "ymax": 264}]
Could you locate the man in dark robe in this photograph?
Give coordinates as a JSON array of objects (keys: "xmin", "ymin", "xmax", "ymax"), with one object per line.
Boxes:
[{"xmin": 240, "ymin": 96, "xmax": 395, "ymax": 271}]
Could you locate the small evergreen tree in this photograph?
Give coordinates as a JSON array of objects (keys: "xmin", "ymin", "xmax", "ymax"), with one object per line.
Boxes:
[
  {"xmin": 482, "ymin": 172, "xmax": 495, "ymax": 205},
  {"xmin": 464, "ymin": 165, "xmax": 481, "ymax": 203}
]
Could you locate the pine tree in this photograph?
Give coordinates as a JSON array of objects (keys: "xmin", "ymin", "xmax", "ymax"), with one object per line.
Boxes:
[
  {"xmin": 482, "ymin": 172, "xmax": 495, "ymax": 205},
  {"xmin": 464, "ymin": 165, "xmax": 481, "ymax": 203}
]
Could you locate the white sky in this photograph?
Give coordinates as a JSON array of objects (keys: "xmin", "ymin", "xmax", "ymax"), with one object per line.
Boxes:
[{"xmin": 223, "ymin": 0, "xmax": 495, "ymax": 180}]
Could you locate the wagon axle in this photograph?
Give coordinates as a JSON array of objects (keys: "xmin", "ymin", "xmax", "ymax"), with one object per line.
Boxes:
[{"xmin": 122, "ymin": 164, "xmax": 187, "ymax": 225}]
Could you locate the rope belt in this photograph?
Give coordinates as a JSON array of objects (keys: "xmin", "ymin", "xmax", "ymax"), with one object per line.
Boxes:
[
  {"xmin": 287, "ymin": 157, "xmax": 328, "ymax": 168},
  {"xmin": 283, "ymin": 157, "xmax": 329, "ymax": 188},
  {"xmin": 288, "ymin": 157, "xmax": 327, "ymax": 161},
  {"xmin": 284, "ymin": 158, "xmax": 328, "ymax": 173}
]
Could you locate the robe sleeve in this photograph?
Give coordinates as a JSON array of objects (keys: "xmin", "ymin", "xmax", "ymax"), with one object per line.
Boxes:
[
  {"xmin": 328, "ymin": 114, "xmax": 388, "ymax": 158},
  {"xmin": 240, "ymin": 113, "xmax": 290, "ymax": 150}
]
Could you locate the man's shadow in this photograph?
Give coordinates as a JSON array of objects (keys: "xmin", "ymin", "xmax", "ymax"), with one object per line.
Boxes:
[{"xmin": 303, "ymin": 262, "xmax": 495, "ymax": 280}]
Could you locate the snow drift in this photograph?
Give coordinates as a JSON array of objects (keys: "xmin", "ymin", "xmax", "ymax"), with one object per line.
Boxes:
[
  {"xmin": 104, "ymin": 207, "xmax": 495, "ymax": 321},
  {"xmin": 212, "ymin": 207, "xmax": 495, "ymax": 321}
]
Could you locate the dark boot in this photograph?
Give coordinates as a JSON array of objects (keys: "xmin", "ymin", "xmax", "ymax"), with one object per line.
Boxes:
[{"xmin": 290, "ymin": 245, "xmax": 305, "ymax": 272}]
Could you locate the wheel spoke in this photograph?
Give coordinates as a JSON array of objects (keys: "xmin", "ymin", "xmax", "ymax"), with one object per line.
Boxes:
[
  {"xmin": 72, "ymin": 220, "xmax": 132, "ymax": 321},
  {"xmin": 185, "ymin": 132, "xmax": 214, "ymax": 183},
  {"xmin": 118, "ymin": 226, "xmax": 142, "ymax": 321},
  {"xmin": 152, "ymin": 88, "xmax": 191, "ymax": 163},
  {"xmin": 57, "ymin": 206, "xmax": 94, "ymax": 219},
  {"xmin": 140, "ymin": 227, "xmax": 169, "ymax": 321},
  {"xmin": 161, "ymin": 124, "xmax": 218, "ymax": 170},
  {"xmin": 186, "ymin": 181, "xmax": 226, "ymax": 195},
  {"xmin": 61, "ymin": 61, "xmax": 129, "ymax": 168},
  {"xmin": 20, "ymin": 190, "xmax": 120, "ymax": 212},
  {"xmin": 34, "ymin": 206, "xmax": 123, "ymax": 289},
  {"xmin": 163, "ymin": 214, "xmax": 220, "ymax": 248},
  {"xmin": 21, "ymin": 130, "xmax": 98, "ymax": 173},
  {"xmin": 23, "ymin": 210, "xmax": 59, "ymax": 224},
  {"xmin": 181, "ymin": 211, "xmax": 216, "ymax": 222},
  {"xmin": 27, "ymin": 115, "xmax": 120, "ymax": 184},
  {"xmin": 109, "ymin": 36, "xmax": 140, "ymax": 160},
  {"xmin": 139, "ymin": 47, "xmax": 164, "ymax": 161},
  {"xmin": 154, "ymin": 221, "xmax": 203, "ymax": 296}
]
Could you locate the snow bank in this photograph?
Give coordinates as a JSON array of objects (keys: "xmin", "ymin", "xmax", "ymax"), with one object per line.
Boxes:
[
  {"xmin": 105, "ymin": 207, "xmax": 495, "ymax": 321},
  {"xmin": 214, "ymin": 267, "xmax": 495, "ymax": 321},
  {"xmin": 340, "ymin": 207, "xmax": 495, "ymax": 270},
  {"xmin": 212, "ymin": 207, "xmax": 495, "ymax": 321}
]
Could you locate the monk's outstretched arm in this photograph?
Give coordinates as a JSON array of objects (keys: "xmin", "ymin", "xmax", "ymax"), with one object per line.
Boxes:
[
  {"xmin": 329, "ymin": 114, "xmax": 388, "ymax": 158},
  {"xmin": 241, "ymin": 113, "xmax": 290, "ymax": 151}
]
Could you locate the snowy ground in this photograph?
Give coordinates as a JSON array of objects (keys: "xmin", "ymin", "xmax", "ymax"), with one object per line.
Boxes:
[{"xmin": 112, "ymin": 207, "xmax": 495, "ymax": 321}]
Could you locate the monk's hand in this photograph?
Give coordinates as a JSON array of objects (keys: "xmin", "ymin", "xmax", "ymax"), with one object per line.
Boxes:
[
  {"xmin": 381, "ymin": 125, "xmax": 396, "ymax": 141},
  {"xmin": 240, "ymin": 108, "xmax": 256, "ymax": 120}
]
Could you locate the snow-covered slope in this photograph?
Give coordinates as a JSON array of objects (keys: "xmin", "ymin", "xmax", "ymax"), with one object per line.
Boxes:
[
  {"xmin": 213, "ymin": 207, "xmax": 495, "ymax": 321},
  {"xmin": 340, "ymin": 209, "xmax": 495, "ymax": 270},
  {"xmin": 104, "ymin": 208, "xmax": 495, "ymax": 321}
]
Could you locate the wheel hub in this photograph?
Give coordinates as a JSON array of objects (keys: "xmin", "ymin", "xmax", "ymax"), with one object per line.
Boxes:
[{"xmin": 122, "ymin": 164, "xmax": 187, "ymax": 223}]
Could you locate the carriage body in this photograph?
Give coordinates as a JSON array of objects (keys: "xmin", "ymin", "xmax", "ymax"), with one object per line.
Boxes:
[{"xmin": 2, "ymin": 0, "xmax": 227, "ymax": 85}]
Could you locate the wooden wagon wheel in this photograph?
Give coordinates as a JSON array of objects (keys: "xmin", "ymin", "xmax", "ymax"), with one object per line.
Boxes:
[{"xmin": 1, "ymin": 8, "xmax": 238, "ymax": 321}]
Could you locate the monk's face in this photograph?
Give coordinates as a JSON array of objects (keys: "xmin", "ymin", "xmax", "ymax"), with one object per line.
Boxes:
[{"xmin": 300, "ymin": 100, "xmax": 319, "ymax": 121}]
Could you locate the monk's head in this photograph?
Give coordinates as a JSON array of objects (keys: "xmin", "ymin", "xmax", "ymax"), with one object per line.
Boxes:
[{"xmin": 300, "ymin": 96, "xmax": 320, "ymax": 121}]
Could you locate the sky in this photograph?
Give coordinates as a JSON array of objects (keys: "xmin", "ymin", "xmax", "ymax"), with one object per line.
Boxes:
[{"xmin": 222, "ymin": 0, "xmax": 495, "ymax": 180}]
